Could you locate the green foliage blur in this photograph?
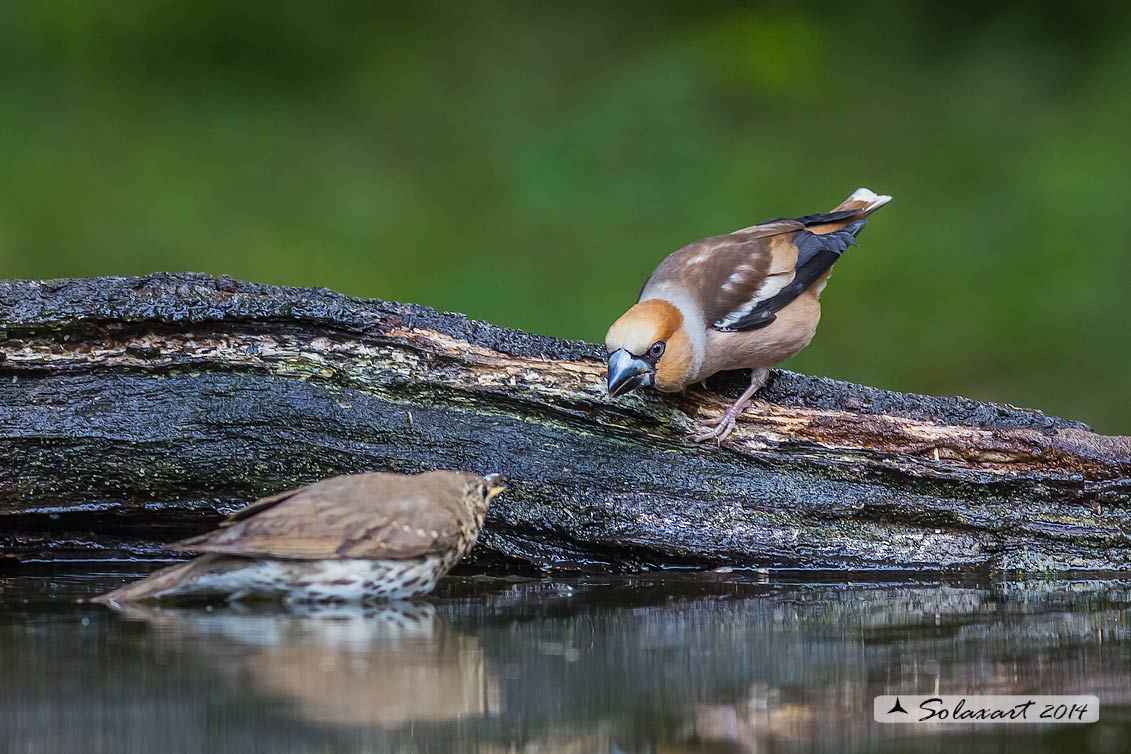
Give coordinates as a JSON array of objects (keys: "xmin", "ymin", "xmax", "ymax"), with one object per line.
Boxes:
[{"xmin": 1, "ymin": 2, "xmax": 1128, "ymax": 431}]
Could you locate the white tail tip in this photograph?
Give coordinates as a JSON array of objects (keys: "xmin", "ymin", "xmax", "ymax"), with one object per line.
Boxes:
[{"xmin": 848, "ymin": 187, "xmax": 892, "ymax": 208}]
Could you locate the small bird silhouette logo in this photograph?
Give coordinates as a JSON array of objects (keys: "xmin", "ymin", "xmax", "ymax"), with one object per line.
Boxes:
[{"xmin": 887, "ymin": 697, "xmax": 910, "ymax": 715}]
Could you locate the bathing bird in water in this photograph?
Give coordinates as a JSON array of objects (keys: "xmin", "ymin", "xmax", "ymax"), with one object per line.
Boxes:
[
  {"xmin": 91, "ymin": 470, "xmax": 505, "ymax": 605},
  {"xmin": 605, "ymin": 188, "xmax": 891, "ymax": 442}
]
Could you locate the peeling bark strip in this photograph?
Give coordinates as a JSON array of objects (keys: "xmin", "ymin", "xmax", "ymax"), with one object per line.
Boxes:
[{"xmin": 1, "ymin": 273, "xmax": 1129, "ymax": 571}]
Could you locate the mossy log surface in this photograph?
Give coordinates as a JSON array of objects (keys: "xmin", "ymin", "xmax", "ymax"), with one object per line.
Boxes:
[{"xmin": 1, "ymin": 273, "xmax": 1129, "ymax": 572}]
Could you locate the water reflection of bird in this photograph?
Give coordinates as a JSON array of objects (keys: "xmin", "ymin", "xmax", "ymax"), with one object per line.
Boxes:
[
  {"xmin": 92, "ymin": 470, "xmax": 505, "ymax": 604},
  {"xmin": 650, "ymin": 688, "xmax": 818, "ymax": 754},
  {"xmin": 653, "ymin": 705, "xmax": 758, "ymax": 754},
  {"xmin": 115, "ymin": 601, "xmax": 504, "ymax": 726}
]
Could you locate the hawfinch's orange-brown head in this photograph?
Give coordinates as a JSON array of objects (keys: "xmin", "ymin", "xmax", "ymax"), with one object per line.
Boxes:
[{"xmin": 604, "ymin": 299, "xmax": 694, "ymax": 396}]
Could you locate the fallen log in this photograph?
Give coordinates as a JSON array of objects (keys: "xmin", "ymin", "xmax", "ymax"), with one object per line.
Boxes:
[{"xmin": 1, "ymin": 273, "xmax": 1128, "ymax": 571}]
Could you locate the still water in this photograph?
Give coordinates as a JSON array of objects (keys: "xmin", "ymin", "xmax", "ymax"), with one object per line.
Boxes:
[{"xmin": 1, "ymin": 567, "xmax": 1129, "ymax": 754}]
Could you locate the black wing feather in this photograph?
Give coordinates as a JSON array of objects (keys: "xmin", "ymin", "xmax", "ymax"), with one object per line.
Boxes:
[
  {"xmin": 718, "ymin": 221, "xmax": 865, "ymax": 332},
  {"xmin": 758, "ymin": 208, "xmax": 860, "ymax": 229}
]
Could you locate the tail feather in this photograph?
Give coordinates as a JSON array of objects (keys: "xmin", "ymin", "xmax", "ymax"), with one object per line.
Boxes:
[
  {"xmin": 87, "ymin": 554, "xmax": 229, "ymax": 605},
  {"xmin": 801, "ymin": 187, "xmax": 891, "ymax": 237},
  {"xmin": 832, "ymin": 187, "xmax": 892, "ymax": 217}
]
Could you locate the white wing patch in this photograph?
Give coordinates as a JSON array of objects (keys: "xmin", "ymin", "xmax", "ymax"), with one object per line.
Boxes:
[
  {"xmin": 713, "ymin": 270, "xmax": 795, "ymax": 329},
  {"xmin": 721, "ymin": 263, "xmax": 758, "ymax": 292}
]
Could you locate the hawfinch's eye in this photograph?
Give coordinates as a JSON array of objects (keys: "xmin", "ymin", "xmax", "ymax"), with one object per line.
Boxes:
[{"xmin": 649, "ymin": 341, "xmax": 666, "ymax": 358}]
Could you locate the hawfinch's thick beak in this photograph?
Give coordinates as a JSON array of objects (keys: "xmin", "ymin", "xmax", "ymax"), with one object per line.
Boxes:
[{"xmin": 606, "ymin": 348, "xmax": 654, "ymax": 398}]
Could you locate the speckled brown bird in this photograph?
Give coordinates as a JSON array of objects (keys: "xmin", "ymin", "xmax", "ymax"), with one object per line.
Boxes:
[
  {"xmin": 605, "ymin": 188, "xmax": 891, "ymax": 441},
  {"xmin": 90, "ymin": 470, "xmax": 504, "ymax": 605}
]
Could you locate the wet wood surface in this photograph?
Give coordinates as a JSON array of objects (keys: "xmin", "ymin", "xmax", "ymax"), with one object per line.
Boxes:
[{"xmin": 1, "ymin": 273, "xmax": 1129, "ymax": 571}]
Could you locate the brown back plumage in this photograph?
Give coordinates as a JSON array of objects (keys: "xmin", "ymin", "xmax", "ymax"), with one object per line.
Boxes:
[
  {"xmin": 171, "ymin": 471, "xmax": 487, "ymax": 561},
  {"xmin": 643, "ymin": 227, "xmax": 798, "ymax": 327},
  {"xmin": 641, "ymin": 189, "xmax": 890, "ymax": 329}
]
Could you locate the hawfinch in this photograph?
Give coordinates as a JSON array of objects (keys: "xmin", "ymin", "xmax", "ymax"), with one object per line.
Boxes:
[{"xmin": 605, "ymin": 188, "xmax": 891, "ymax": 442}]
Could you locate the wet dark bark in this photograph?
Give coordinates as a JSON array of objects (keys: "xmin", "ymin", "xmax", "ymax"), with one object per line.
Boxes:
[{"xmin": 1, "ymin": 273, "xmax": 1129, "ymax": 572}]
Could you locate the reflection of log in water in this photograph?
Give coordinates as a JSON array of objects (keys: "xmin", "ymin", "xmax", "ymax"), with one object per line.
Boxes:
[
  {"xmin": 2, "ymin": 274, "xmax": 1130, "ymax": 572},
  {"xmin": 432, "ymin": 577, "xmax": 1131, "ymax": 752},
  {"xmin": 100, "ymin": 576, "xmax": 1131, "ymax": 752},
  {"xmin": 4, "ymin": 573, "xmax": 1130, "ymax": 752}
]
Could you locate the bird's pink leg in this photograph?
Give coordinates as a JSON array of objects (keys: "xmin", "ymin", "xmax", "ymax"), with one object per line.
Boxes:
[{"xmin": 692, "ymin": 368, "xmax": 770, "ymax": 443}]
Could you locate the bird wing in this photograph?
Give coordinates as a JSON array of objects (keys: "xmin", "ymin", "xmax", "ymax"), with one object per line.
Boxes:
[
  {"xmin": 642, "ymin": 221, "xmax": 802, "ymax": 328},
  {"xmin": 170, "ymin": 474, "xmax": 466, "ymax": 560},
  {"xmin": 646, "ymin": 190, "xmax": 889, "ymax": 332},
  {"xmin": 715, "ymin": 222, "xmax": 865, "ymax": 332}
]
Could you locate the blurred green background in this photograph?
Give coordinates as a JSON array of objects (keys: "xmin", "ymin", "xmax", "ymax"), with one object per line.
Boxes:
[{"xmin": 1, "ymin": 2, "xmax": 1127, "ymax": 432}]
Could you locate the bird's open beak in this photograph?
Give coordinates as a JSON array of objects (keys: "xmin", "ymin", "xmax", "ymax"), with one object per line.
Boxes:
[
  {"xmin": 484, "ymin": 473, "xmax": 506, "ymax": 501},
  {"xmin": 606, "ymin": 348, "xmax": 654, "ymax": 398}
]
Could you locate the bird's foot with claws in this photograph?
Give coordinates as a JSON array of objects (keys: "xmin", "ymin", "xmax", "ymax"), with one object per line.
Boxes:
[
  {"xmin": 690, "ymin": 367, "xmax": 768, "ymax": 444},
  {"xmin": 691, "ymin": 403, "xmax": 749, "ymax": 443}
]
